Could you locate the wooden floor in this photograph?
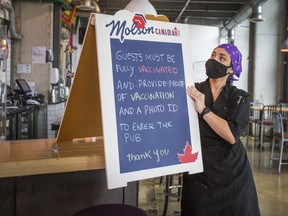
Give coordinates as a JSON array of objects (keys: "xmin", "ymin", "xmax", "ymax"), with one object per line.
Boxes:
[{"xmin": 139, "ymin": 137, "xmax": 288, "ymax": 216}]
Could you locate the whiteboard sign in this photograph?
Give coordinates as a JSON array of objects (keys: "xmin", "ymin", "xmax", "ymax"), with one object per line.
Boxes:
[{"xmin": 95, "ymin": 11, "xmax": 203, "ymax": 189}]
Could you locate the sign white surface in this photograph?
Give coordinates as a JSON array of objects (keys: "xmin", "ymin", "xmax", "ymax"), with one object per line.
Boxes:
[{"xmin": 95, "ymin": 11, "xmax": 203, "ymax": 189}]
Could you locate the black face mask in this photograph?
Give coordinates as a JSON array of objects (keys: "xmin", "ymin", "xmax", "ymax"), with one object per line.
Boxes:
[{"xmin": 205, "ymin": 59, "xmax": 230, "ymax": 79}]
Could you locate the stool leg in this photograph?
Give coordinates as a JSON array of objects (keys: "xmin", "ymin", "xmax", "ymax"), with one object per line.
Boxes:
[
  {"xmin": 162, "ymin": 175, "xmax": 170, "ymax": 216},
  {"xmin": 278, "ymin": 139, "xmax": 284, "ymax": 174},
  {"xmin": 259, "ymin": 125, "xmax": 264, "ymax": 151},
  {"xmin": 159, "ymin": 176, "xmax": 163, "ymax": 184},
  {"xmin": 177, "ymin": 175, "xmax": 181, "ymax": 202},
  {"xmin": 269, "ymin": 136, "xmax": 275, "ymax": 168}
]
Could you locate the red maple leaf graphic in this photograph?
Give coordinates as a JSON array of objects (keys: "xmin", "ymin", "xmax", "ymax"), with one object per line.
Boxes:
[{"xmin": 178, "ymin": 142, "xmax": 198, "ymax": 163}]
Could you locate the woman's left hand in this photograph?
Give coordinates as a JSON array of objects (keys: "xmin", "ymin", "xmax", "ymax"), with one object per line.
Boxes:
[{"xmin": 187, "ymin": 86, "xmax": 206, "ymax": 113}]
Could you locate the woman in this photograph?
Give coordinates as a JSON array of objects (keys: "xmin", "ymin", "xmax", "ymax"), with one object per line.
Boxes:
[{"xmin": 182, "ymin": 44, "xmax": 260, "ymax": 216}]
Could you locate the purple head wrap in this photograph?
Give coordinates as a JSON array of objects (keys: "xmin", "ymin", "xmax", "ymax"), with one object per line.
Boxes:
[{"xmin": 216, "ymin": 43, "xmax": 242, "ymax": 81}]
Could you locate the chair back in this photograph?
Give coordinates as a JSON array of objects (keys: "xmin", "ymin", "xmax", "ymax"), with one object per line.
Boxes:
[
  {"xmin": 272, "ymin": 112, "xmax": 284, "ymax": 140},
  {"xmin": 278, "ymin": 103, "xmax": 288, "ymax": 120},
  {"xmin": 271, "ymin": 111, "xmax": 288, "ymax": 173},
  {"xmin": 249, "ymin": 101, "xmax": 264, "ymax": 120},
  {"xmin": 262, "ymin": 105, "xmax": 278, "ymax": 122}
]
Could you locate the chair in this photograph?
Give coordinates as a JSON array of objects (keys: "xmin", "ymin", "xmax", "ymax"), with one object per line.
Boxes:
[
  {"xmin": 270, "ymin": 112, "xmax": 288, "ymax": 174},
  {"xmin": 72, "ymin": 203, "xmax": 149, "ymax": 216},
  {"xmin": 246, "ymin": 101, "xmax": 264, "ymax": 145},
  {"xmin": 278, "ymin": 103, "xmax": 288, "ymax": 120},
  {"xmin": 278, "ymin": 103, "xmax": 288, "ymax": 135},
  {"xmin": 257, "ymin": 105, "xmax": 279, "ymax": 151}
]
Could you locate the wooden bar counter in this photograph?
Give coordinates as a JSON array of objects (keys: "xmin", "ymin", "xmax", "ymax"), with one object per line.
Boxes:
[
  {"xmin": 0, "ymin": 138, "xmax": 105, "ymax": 178},
  {"xmin": 0, "ymin": 139, "xmax": 138, "ymax": 216}
]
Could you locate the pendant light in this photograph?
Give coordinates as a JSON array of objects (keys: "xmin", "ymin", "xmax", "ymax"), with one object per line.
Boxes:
[
  {"xmin": 281, "ymin": 38, "xmax": 288, "ymax": 52},
  {"xmin": 281, "ymin": 2, "xmax": 288, "ymax": 52},
  {"xmin": 250, "ymin": 5, "xmax": 265, "ymax": 23},
  {"xmin": 281, "ymin": 27, "xmax": 288, "ymax": 52}
]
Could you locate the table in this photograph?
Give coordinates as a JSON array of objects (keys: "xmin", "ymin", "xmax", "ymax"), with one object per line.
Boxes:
[
  {"xmin": 251, "ymin": 106, "xmax": 288, "ymax": 112},
  {"xmin": 250, "ymin": 106, "xmax": 288, "ymax": 150}
]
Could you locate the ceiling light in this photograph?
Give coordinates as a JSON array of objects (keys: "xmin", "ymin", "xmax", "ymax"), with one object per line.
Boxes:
[
  {"xmin": 77, "ymin": 0, "xmax": 95, "ymax": 11},
  {"xmin": 281, "ymin": 36, "xmax": 288, "ymax": 52}
]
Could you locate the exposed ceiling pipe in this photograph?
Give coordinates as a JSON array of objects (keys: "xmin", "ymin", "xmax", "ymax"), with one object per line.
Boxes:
[
  {"xmin": 175, "ymin": 0, "xmax": 190, "ymax": 23},
  {"xmin": 184, "ymin": 17, "xmax": 225, "ymax": 27},
  {"xmin": 220, "ymin": 0, "xmax": 268, "ymax": 37},
  {"xmin": 0, "ymin": 0, "xmax": 22, "ymax": 40},
  {"xmin": 227, "ymin": 28, "xmax": 235, "ymax": 44}
]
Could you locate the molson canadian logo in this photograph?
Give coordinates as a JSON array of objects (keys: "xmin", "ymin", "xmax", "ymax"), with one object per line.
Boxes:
[{"xmin": 105, "ymin": 13, "xmax": 181, "ymax": 43}]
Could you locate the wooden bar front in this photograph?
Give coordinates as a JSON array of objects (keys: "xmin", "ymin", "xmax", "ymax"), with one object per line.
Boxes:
[{"xmin": 0, "ymin": 139, "xmax": 138, "ymax": 216}]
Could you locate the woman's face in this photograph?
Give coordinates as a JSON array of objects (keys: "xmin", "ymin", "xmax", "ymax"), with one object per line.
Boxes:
[{"xmin": 210, "ymin": 47, "xmax": 232, "ymax": 68}]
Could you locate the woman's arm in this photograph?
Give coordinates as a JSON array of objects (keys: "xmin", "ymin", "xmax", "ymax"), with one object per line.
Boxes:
[
  {"xmin": 201, "ymin": 112, "xmax": 235, "ymax": 144},
  {"xmin": 187, "ymin": 86, "xmax": 235, "ymax": 144}
]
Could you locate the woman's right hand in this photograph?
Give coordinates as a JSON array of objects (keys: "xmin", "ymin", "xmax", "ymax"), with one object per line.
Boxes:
[{"xmin": 187, "ymin": 86, "xmax": 206, "ymax": 114}]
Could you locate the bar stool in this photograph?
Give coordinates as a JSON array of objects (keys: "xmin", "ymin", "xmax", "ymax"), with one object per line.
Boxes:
[
  {"xmin": 256, "ymin": 105, "xmax": 278, "ymax": 150},
  {"xmin": 72, "ymin": 203, "xmax": 149, "ymax": 216},
  {"xmin": 246, "ymin": 101, "xmax": 263, "ymax": 146},
  {"xmin": 270, "ymin": 112, "xmax": 288, "ymax": 174},
  {"xmin": 162, "ymin": 174, "xmax": 182, "ymax": 216}
]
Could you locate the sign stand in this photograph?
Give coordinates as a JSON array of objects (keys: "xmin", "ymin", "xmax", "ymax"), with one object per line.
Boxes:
[
  {"xmin": 57, "ymin": 14, "xmax": 102, "ymax": 142},
  {"xmin": 57, "ymin": 12, "xmax": 202, "ymax": 189},
  {"xmin": 56, "ymin": 13, "xmax": 169, "ymax": 142}
]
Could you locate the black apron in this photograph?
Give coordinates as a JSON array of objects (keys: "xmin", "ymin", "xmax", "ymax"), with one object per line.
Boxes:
[{"xmin": 181, "ymin": 79, "xmax": 261, "ymax": 216}]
